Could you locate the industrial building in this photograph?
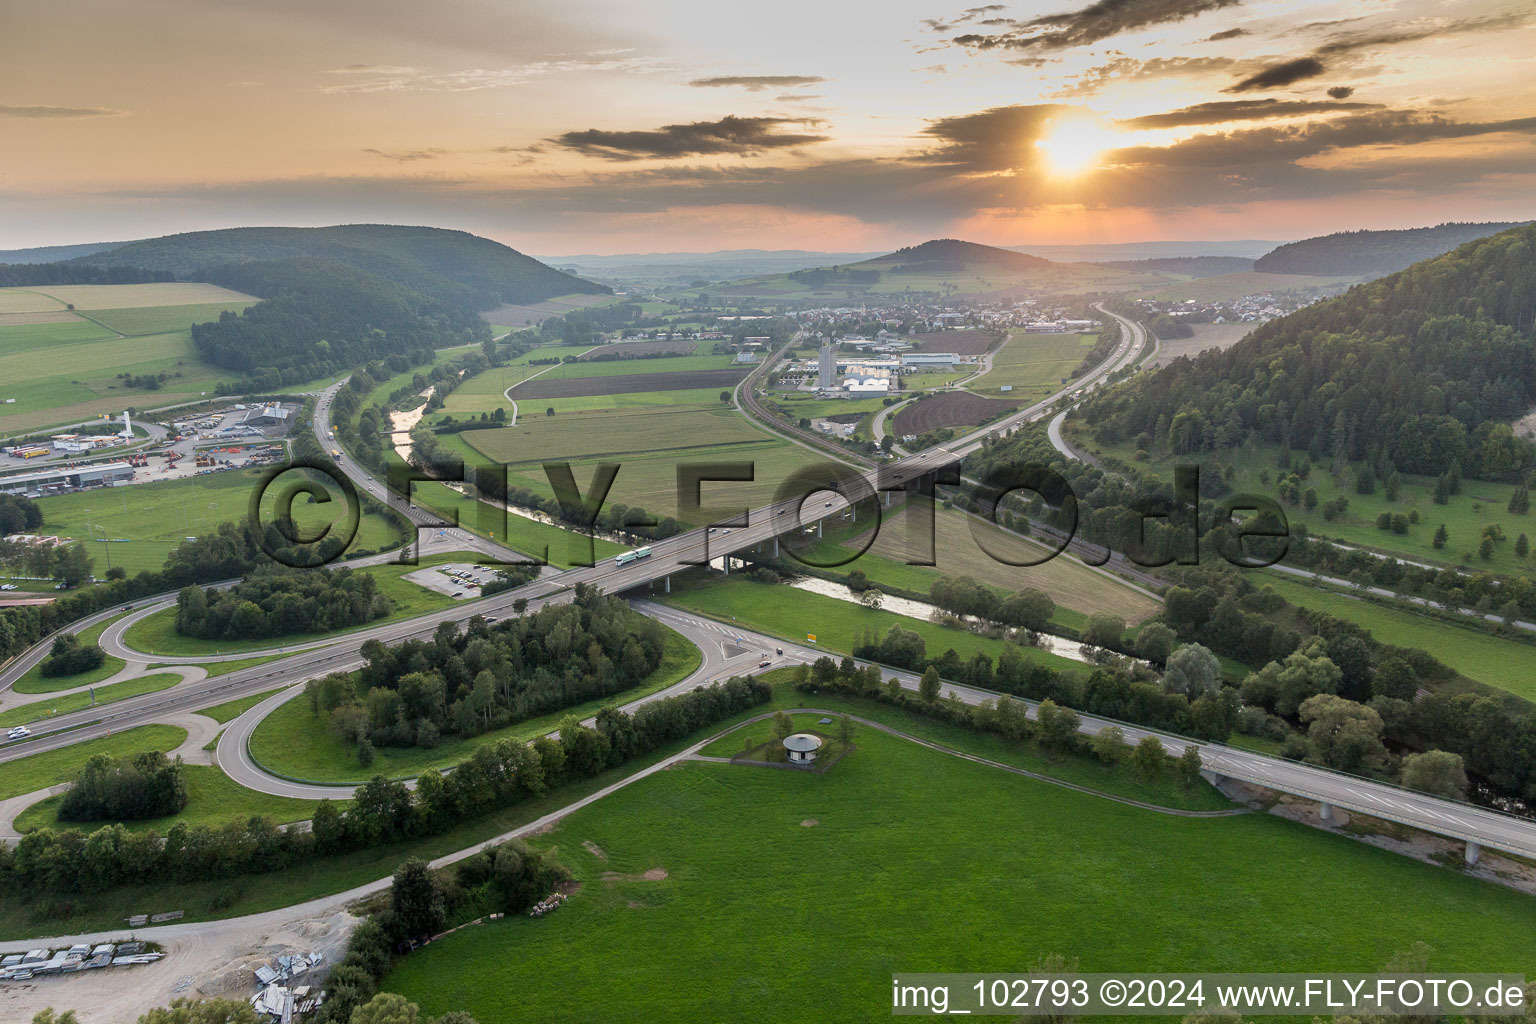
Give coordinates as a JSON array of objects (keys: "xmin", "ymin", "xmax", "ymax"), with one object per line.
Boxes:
[
  {"xmin": 900, "ymin": 352, "xmax": 960, "ymax": 367},
  {"xmin": 818, "ymin": 342, "xmax": 836, "ymax": 389},
  {"xmin": 241, "ymin": 403, "xmax": 292, "ymax": 427},
  {"xmin": 0, "ymin": 460, "xmax": 136, "ymax": 495}
]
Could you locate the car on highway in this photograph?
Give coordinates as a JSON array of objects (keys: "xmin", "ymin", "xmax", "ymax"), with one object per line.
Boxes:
[
  {"xmin": 7, "ymin": 726, "xmax": 31, "ymax": 740},
  {"xmin": 0, "ymin": 584, "xmax": 16, "ymax": 591},
  {"xmin": 758, "ymin": 659, "xmax": 772, "ymax": 668}
]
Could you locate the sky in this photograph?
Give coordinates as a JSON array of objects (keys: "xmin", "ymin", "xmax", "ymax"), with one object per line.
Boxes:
[{"xmin": 3, "ymin": 0, "xmax": 1535, "ymax": 255}]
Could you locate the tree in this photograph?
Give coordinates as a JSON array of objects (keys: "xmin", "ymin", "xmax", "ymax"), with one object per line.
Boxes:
[
  {"xmin": 1401, "ymin": 750, "xmax": 1468, "ymax": 800},
  {"xmin": 32, "ymin": 1012, "xmax": 79, "ymax": 1024},
  {"xmin": 999, "ymin": 588, "xmax": 1054, "ymax": 631},
  {"xmin": 719, "ymin": 390, "xmax": 731, "ymax": 404},
  {"xmin": 1176, "ymin": 745, "xmax": 1203, "ymax": 787},
  {"xmin": 135, "ymin": 999, "xmax": 259, "ymax": 1024},
  {"xmin": 837, "ymin": 714, "xmax": 855, "ymax": 745},
  {"xmin": 1519, "ymin": 533, "xmax": 1530, "ymax": 558},
  {"xmin": 771, "ymin": 710, "xmax": 794, "ymax": 740},
  {"xmin": 349, "ymin": 993, "xmax": 421, "ymax": 1024},
  {"xmin": 390, "ymin": 857, "xmax": 447, "ymax": 940},
  {"xmin": 860, "ymin": 588, "xmax": 884, "ymax": 609},
  {"xmin": 1432, "ymin": 523, "xmax": 1448, "ymax": 548},
  {"xmin": 1036, "ymin": 699, "xmax": 1080, "ymax": 751},
  {"xmin": 1081, "ymin": 612, "xmax": 1125, "ymax": 649},
  {"xmin": 432, "ymin": 1015, "xmax": 481, "ymax": 1024},
  {"xmin": 545, "ymin": 407, "xmax": 555, "ymax": 417},
  {"xmin": 1160, "ymin": 643, "xmax": 1220, "ymax": 698},
  {"xmin": 1133, "ymin": 622, "xmax": 1175, "ymax": 665},
  {"xmin": 918, "ymin": 666, "xmax": 941, "ymax": 702},
  {"xmin": 1091, "ymin": 725, "xmax": 1129, "ymax": 765},
  {"xmin": 846, "ymin": 569, "xmax": 869, "ymax": 593},
  {"xmin": 1132, "ymin": 736, "xmax": 1167, "ymax": 779},
  {"xmin": 1298, "ymin": 694, "xmax": 1390, "ymax": 774}
]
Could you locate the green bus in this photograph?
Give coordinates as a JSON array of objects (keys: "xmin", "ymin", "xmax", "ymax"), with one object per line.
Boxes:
[{"xmin": 614, "ymin": 546, "xmax": 653, "ymax": 566}]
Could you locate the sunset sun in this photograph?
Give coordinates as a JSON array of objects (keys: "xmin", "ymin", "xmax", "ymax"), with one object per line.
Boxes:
[{"xmin": 1034, "ymin": 115, "xmax": 1122, "ymax": 176}]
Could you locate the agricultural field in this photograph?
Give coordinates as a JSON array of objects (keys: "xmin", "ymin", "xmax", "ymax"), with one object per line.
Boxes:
[
  {"xmin": 907, "ymin": 329, "xmax": 997, "ymax": 355},
  {"xmin": 768, "ymin": 395, "xmax": 890, "ymax": 423},
  {"xmin": 462, "ymin": 404, "xmax": 768, "ymax": 465},
  {"xmin": 970, "ymin": 330, "xmax": 1097, "ymax": 400},
  {"xmin": 1259, "ymin": 573, "xmax": 1536, "ymax": 702},
  {"xmin": 892, "ymin": 391, "xmax": 1019, "ymax": 435},
  {"xmin": 1078, "ymin": 434, "xmax": 1536, "ymax": 576},
  {"xmin": 578, "ymin": 339, "xmax": 697, "ymax": 359},
  {"xmin": 406, "ymin": 480, "xmax": 626, "ymax": 567},
  {"xmin": 27, "ymin": 467, "xmax": 402, "ymax": 576},
  {"xmin": 1148, "ymin": 322, "xmax": 1257, "ymax": 367},
  {"xmin": 247, "ymin": 625, "xmax": 701, "ymax": 783},
  {"xmin": 523, "ymin": 352, "xmax": 737, "ymax": 381},
  {"xmin": 507, "ymin": 367, "xmax": 747, "ymax": 400},
  {"xmin": 385, "ymin": 721, "xmax": 1536, "ymax": 1024},
  {"xmin": 82, "ymin": 301, "xmax": 255, "ymax": 336},
  {"xmin": 0, "ymin": 320, "xmax": 225, "ymax": 435},
  {"xmin": 0, "ymin": 282, "xmax": 256, "ymax": 310},
  {"xmin": 821, "ymin": 499, "xmax": 1161, "ymax": 624},
  {"xmin": 481, "ymin": 292, "xmax": 626, "ymax": 328}
]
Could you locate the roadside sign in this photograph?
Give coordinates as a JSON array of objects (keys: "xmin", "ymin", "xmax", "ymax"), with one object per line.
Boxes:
[{"xmin": 807, "ymin": 633, "xmax": 817, "ymax": 643}]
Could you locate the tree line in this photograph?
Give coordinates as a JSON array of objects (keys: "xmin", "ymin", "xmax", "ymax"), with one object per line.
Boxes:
[
  {"xmin": 175, "ymin": 564, "xmax": 392, "ymax": 641},
  {"xmin": 0, "ymin": 676, "xmax": 769, "ymax": 900}
]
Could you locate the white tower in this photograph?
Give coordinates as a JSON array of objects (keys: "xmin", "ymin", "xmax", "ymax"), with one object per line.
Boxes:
[{"xmin": 120, "ymin": 410, "xmax": 133, "ymax": 438}]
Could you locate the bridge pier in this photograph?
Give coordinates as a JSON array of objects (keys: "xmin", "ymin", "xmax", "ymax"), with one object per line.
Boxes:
[
  {"xmin": 664, "ymin": 575, "xmax": 670, "ymax": 594},
  {"xmin": 773, "ymin": 537, "xmax": 779, "ymax": 557},
  {"xmin": 1465, "ymin": 841, "xmax": 1481, "ymax": 866},
  {"xmin": 1319, "ymin": 802, "xmax": 1333, "ymax": 822},
  {"xmin": 817, "ymin": 520, "xmax": 823, "ymax": 538},
  {"xmin": 722, "ymin": 556, "xmax": 729, "ymax": 575},
  {"xmin": 883, "ymin": 490, "xmax": 891, "ymax": 506},
  {"xmin": 1199, "ymin": 769, "xmax": 1224, "ymax": 787}
]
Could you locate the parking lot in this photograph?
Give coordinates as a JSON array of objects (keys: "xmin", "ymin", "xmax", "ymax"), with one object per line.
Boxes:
[{"xmin": 402, "ymin": 561, "xmax": 501, "ymax": 600}]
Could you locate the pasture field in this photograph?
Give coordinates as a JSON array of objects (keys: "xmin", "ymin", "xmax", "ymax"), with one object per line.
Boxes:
[
  {"xmin": 970, "ymin": 330, "xmax": 1096, "ymax": 399},
  {"xmin": 0, "ymin": 289, "xmax": 70, "ymax": 314},
  {"xmin": 481, "ymin": 292, "xmax": 626, "ymax": 328},
  {"xmin": 803, "ymin": 499, "xmax": 1160, "ymax": 624},
  {"xmin": 0, "ymin": 724, "xmax": 187, "ymax": 800},
  {"xmin": 0, "ymin": 320, "xmax": 226, "ymax": 434},
  {"xmin": 0, "ymin": 672, "xmax": 181, "ymax": 729},
  {"xmin": 899, "ymin": 368, "xmax": 971, "ymax": 389},
  {"xmin": 385, "ymin": 720, "xmax": 1536, "ymax": 1024},
  {"xmin": 2, "ymin": 282, "xmax": 257, "ymax": 310},
  {"xmin": 497, "ymin": 438, "xmax": 825, "ymax": 525},
  {"xmin": 248, "ymin": 625, "xmax": 701, "ymax": 783},
  {"xmin": 1148, "ymin": 321, "xmax": 1257, "ymax": 367},
  {"xmin": 1081, "ymin": 433, "xmax": 1536, "ymax": 575},
  {"xmin": 666, "ymin": 575, "xmax": 1084, "ymax": 675},
  {"xmin": 462, "ymin": 404, "xmax": 768, "ymax": 465},
  {"xmin": 1259, "ymin": 573, "xmax": 1536, "ymax": 701},
  {"xmin": 119, "ymin": 551, "xmax": 474, "ymax": 657},
  {"xmin": 769, "ymin": 395, "xmax": 890, "ymax": 422},
  {"xmin": 892, "ymin": 391, "xmax": 1019, "ymax": 435},
  {"xmin": 1138, "ymin": 271, "xmax": 1366, "ymax": 303},
  {"xmin": 83, "ymin": 301, "xmax": 255, "ymax": 335},
  {"xmin": 14, "ymin": 763, "xmax": 329, "ymax": 835},
  {"xmin": 30, "ymin": 468, "xmax": 404, "ymax": 576}
]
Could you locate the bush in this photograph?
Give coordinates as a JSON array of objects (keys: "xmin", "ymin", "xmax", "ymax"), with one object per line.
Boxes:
[
  {"xmin": 39, "ymin": 633, "xmax": 106, "ymax": 677},
  {"xmin": 57, "ymin": 752, "xmax": 187, "ymax": 822}
]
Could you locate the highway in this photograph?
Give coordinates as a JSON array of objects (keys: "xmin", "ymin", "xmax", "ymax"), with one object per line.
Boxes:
[{"xmin": 4, "ymin": 309, "xmax": 1535, "ymax": 869}]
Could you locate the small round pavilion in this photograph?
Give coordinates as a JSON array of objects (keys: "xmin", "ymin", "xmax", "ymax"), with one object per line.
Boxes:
[{"xmin": 783, "ymin": 732, "xmax": 823, "ymax": 765}]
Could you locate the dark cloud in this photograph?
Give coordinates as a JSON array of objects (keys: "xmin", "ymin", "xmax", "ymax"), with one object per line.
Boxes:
[
  {"xmin": 775, "ymin": 93, "xmax": 823, "ymax": 102},
  {"xmin": 949, "ymin": 0, "xmax": 1243, "ymax": 52},
  {"xmin": 1206, "ymin": 26, "xmax": 1247, "ymax": 40},
  {"xmin": 915, "ymin": 104, "xmax": 1064, "ymax": 170},
  {"xmin": 549, "ymin": 115, "xmax": 827, "ymax": 160},
  {"xmin": 1121, "ymin": 98, "xmax": 1379, "ymax": 128},
  {"xmin": 1327, "ymin": 86, "xmax": 1354, "ymax": 99},
  {"xmin": 688, "ymin": 75, "xmax": 825, "ymax": 91},
  {"xmin": 1225, "ymin": 56, "xmax": 1325, "ymax": 92},
  {"xmin": 363, "ymin": 148, "xmax": 444, "ymax": 162},
  {"xmin": 0, "ymin": 104, "xmax": 124, "ymax": 118}
]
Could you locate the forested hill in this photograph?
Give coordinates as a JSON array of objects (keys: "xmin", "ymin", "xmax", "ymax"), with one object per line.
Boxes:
[
  {"xmin": 1254, "ymin": 221, "xmax": 1530, "ymax": 277},
  {"xmin": 875, "ymin": 238, "xmax": 1051, "ymax": 271},
  {"xmin": 1080, "ymin": 222, "xmax": 1536, "ymax": 481},
  {"xmin": 68, "ymin": 224, "xmax": 608, "ymax": 310},
  {"xmin": 191, "ymin": 259, "xmax": 489, "ymax": 390}
]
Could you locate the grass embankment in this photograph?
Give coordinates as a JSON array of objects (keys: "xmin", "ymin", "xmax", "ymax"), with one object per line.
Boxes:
[
  {"xmin": 0, "ymin": 725, "xmax": 187, "ymax": 800},
  {"xmin": 0, "ymin": 673, "xmax": 182, "ymax": 728},
  {"xmin": 383, "ymin": 718, "xmax": 1536, "ymax": 1024},
  {"xmin": 194, "ymin": 686, "xmax": 288, "ymax": 724},
  {"xmin": 14, "ymin": 764, "xmax": 327, "ymax": 835},
  {"xmin": 665, "ymin": 575, "xmax": 1084, "ymax": 676},
  {"xmin": 117, "ymin": 553, "xmax": 479, "ymax": 657},
  {"xmin": 1261, "ymin": 574, "xmax": 1536, "ymax": 702},
  {"xmin": 10, "ymin": 614, "xmax": 129, "ymax": 694},
  {"xmin": 247, "ymin": 627, "xmax": 703, "ymax": 783}
]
